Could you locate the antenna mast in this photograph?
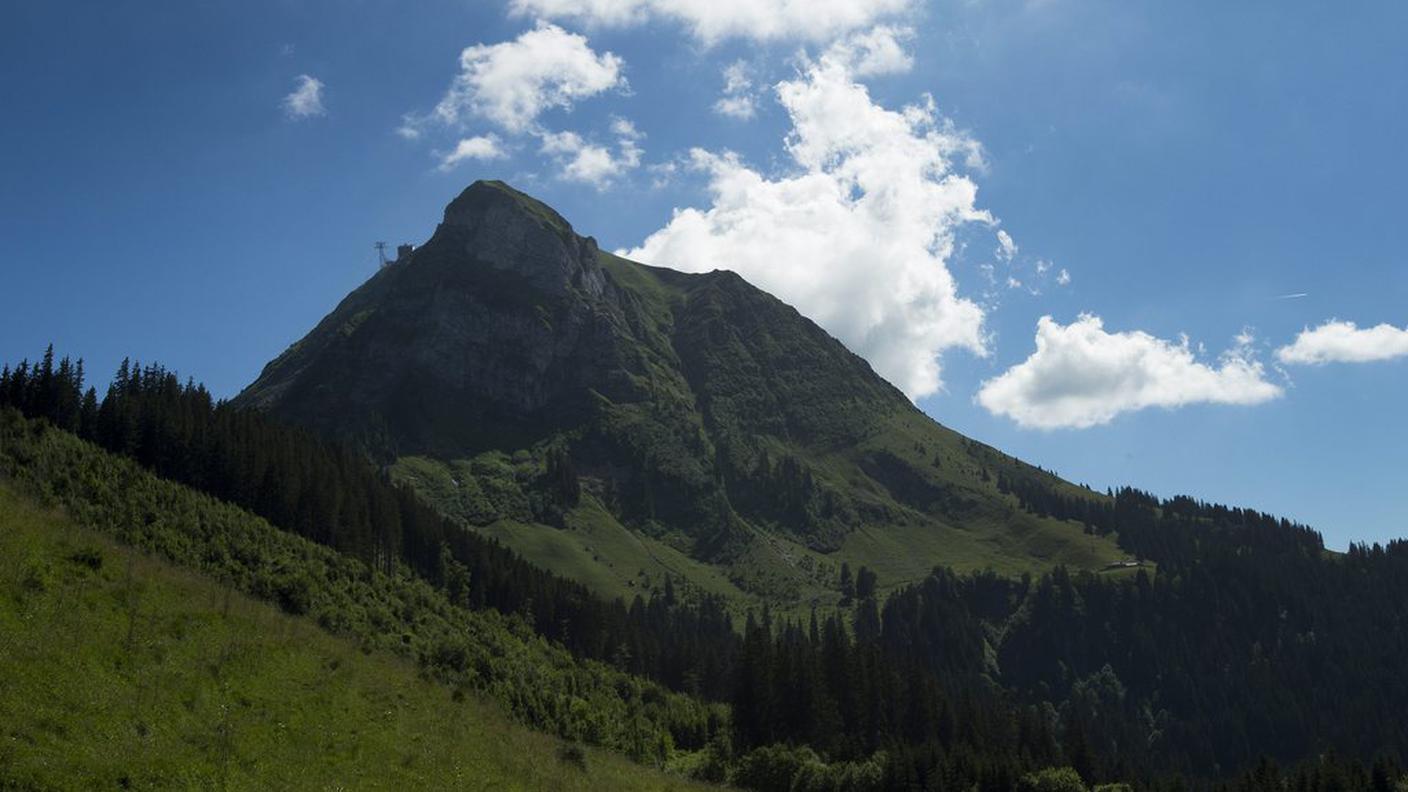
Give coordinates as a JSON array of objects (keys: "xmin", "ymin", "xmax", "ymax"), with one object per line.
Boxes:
[{"xmin": 374, "ymin": 241, "xmax": 390, "ymax": 268}]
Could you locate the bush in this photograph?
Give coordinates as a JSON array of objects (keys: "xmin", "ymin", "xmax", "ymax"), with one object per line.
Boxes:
[
  {"xmin": 733, "ymin": 744, "xmax": 824, "ymax": 792},
  {"xmin": 689, "ymin": 734, "xmax": 731, "ymax": 784},
  {"xmin": 273, "ymin": 571, "xmax": 313, "ymax": 615},
  {"xmin": 557, "ymin": 742, "xmax": 588, "ymax": 771},
  {"xmin": 1018, "ymin": 767, "xmax": 1088, "ymax": 792},
  {"xmin": 21, "ymin": 559, "xmax": 52, "ymax": 594},
  {"xmin": 67, "ymin": 546, "xmax": 104, "ymax": 571}
]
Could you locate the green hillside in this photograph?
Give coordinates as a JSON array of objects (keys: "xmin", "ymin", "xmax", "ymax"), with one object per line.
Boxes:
[
  {"xmin": 0, "ymin": 482, "xmax": 714, "ymax": 791},
  {"xmin": 0, "ymin": 407, "xmax": 725, "ymax": 787},
  {"xmin": 235, "ymin": 181, "xmax": 1125, "ymax": 610}
]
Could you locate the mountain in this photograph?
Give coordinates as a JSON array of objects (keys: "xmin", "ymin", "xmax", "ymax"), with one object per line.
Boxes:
[{"xmin": 235, "ymin": 180, "xmax": 1125, "ymax": 606}]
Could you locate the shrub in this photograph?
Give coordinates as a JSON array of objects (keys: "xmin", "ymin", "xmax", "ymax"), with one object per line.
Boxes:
[
  {"xmin": 1018, "ymin": 767, "xmax": 1088, "ymax": 792},
  {"xmin": 67, "ymin": 546, "xmax": 104, "ymax": 571},
  {"xmin": 733, "ymin": 744, "xmax": 825, "ymax": 792},
  {"xmin": 557, "ymin": 742, "xmax": 588, "ymax": 771}
]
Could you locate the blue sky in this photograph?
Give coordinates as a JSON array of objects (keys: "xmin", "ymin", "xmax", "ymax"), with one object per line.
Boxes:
[{"xmin": 3, "ymin": 1, "xmax": 1405, "ymax": 548}]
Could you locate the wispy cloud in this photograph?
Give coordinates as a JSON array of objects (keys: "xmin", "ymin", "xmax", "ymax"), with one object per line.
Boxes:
[
  {"xmin": 509, "ymin": 0, "xmax": 913, "ymax": 44},
  {"xmin": 282, "ymin": 74, "xmax": 325, "ymax": 119},
  {"xmin": 824, "ymin": 25, "xmax": 915, "ymax": 77},
  {"xmin": 538, "ymin": 120, "xmax": 643, "ymax": 188},
  {"xmin": 713, "ymin": 60, "xmax": 758, "ymax": 120},
  {"xmin": 438, "ymin": 135, "xmax": 508, "ymax": 170}
]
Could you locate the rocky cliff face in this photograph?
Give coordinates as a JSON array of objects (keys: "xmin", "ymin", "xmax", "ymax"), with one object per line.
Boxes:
[
  {"xmin": 236, "ymin": 181, "xmax": 654, "ymax": 458},
  {"xmin": 439, "ymin": 179, "xmax": 609, "ymax": 300}
]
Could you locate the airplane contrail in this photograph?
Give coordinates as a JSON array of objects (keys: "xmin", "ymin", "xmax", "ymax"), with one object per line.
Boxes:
[{"xmin": 1271, "ymin": 292, "xmax": 1308, "ymax": 300}]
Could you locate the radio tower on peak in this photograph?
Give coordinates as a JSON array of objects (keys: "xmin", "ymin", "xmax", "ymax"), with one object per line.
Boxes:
[{"xmin": 374, "ymin": 241, "xmax": 390, "ymax": 269}]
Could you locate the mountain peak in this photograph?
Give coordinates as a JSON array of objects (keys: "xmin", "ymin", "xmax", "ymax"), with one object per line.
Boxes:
[
  {"xmin": 427, "ymin": 179, "xmax": 605, "ymax": 300},
  {"xmin": 443, "ymin": 180, "xmax": 575, "ymax": 238}
]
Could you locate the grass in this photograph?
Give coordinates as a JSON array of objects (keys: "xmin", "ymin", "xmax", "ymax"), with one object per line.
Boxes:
[
  {"xmin": 597, "ymin": 251, "xmax": 689, "ymax": 321},
  {"xmin": 483, "ymin": 496, "xmax": 750, "ymax": 606},
  {"xmin": 0, "ymin": 481, "xmax": 718, "ymax": 791},
  {"xmin": 391, "ymin": 413, "xmax": 1129, "ymax": 619},
  {"xmin": 388, "ymin": 381, "xmax": 1128, "ymax": 618},
  {"xmin": 836, "ymin": 407, "xmax": 1128, "ymax": 584}
]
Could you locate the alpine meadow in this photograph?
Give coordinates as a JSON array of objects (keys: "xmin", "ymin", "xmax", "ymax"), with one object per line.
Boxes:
[{"xmin": 3, "ymin": 2, "xmax": 1408, "ymax": 791}]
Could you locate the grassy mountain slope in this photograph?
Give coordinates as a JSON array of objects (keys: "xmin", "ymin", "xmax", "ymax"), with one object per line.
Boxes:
[
  {"xmin": 0, "ymin": 482, "xmax": 714, "ymax": 791},
  {"xmin": 235, "ymin": 181, "xmax": 1124, "ymax": 609},
  {"xmin": 0, "ymin": 408, "xmax": 723, "ymax": 780}
]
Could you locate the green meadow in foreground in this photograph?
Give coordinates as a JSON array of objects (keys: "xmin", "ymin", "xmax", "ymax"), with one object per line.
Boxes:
[{"xmin": 0, "ymin": 482, "xmax": 714, "ymax": 791}]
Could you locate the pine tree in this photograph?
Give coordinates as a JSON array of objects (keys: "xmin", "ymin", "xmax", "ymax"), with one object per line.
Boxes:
[
  {"xmin": 856, "ymin": 566, "xmax": 878, "ymax": 600},
  {"xmin": 840, "ymin": 561, "xmax": 855, "ymax": 602}
]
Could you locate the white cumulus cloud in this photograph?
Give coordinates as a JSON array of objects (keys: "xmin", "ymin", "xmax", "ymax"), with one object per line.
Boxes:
[
  {"xmin": 438, "ymin": 135, "xmax": 508, "ymax": 170},
  {"xmin": 622, "ymin": 48, "xmax": 991, "ymax": 399},
  {"xmin": 1276, "ymin": 320, "xmax": 1408, "ymax": 365},
  {"xmin": 509, "ymin": 0, "xmax": 913, "ymax": 44},
  {"xmin": 824, "ymin": 25, "xmax": 915, "ymax": 77},
  {"xmin": 282, "ymin": 74, "xmax": 325, "ymax": 119},
  {"xmin": 977, "ymin": 314, "xmax": 1283, "ymax": 429},
  {"xmin": 424, "ymin": 23, "xmax": 625, "ymax": 134}
]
